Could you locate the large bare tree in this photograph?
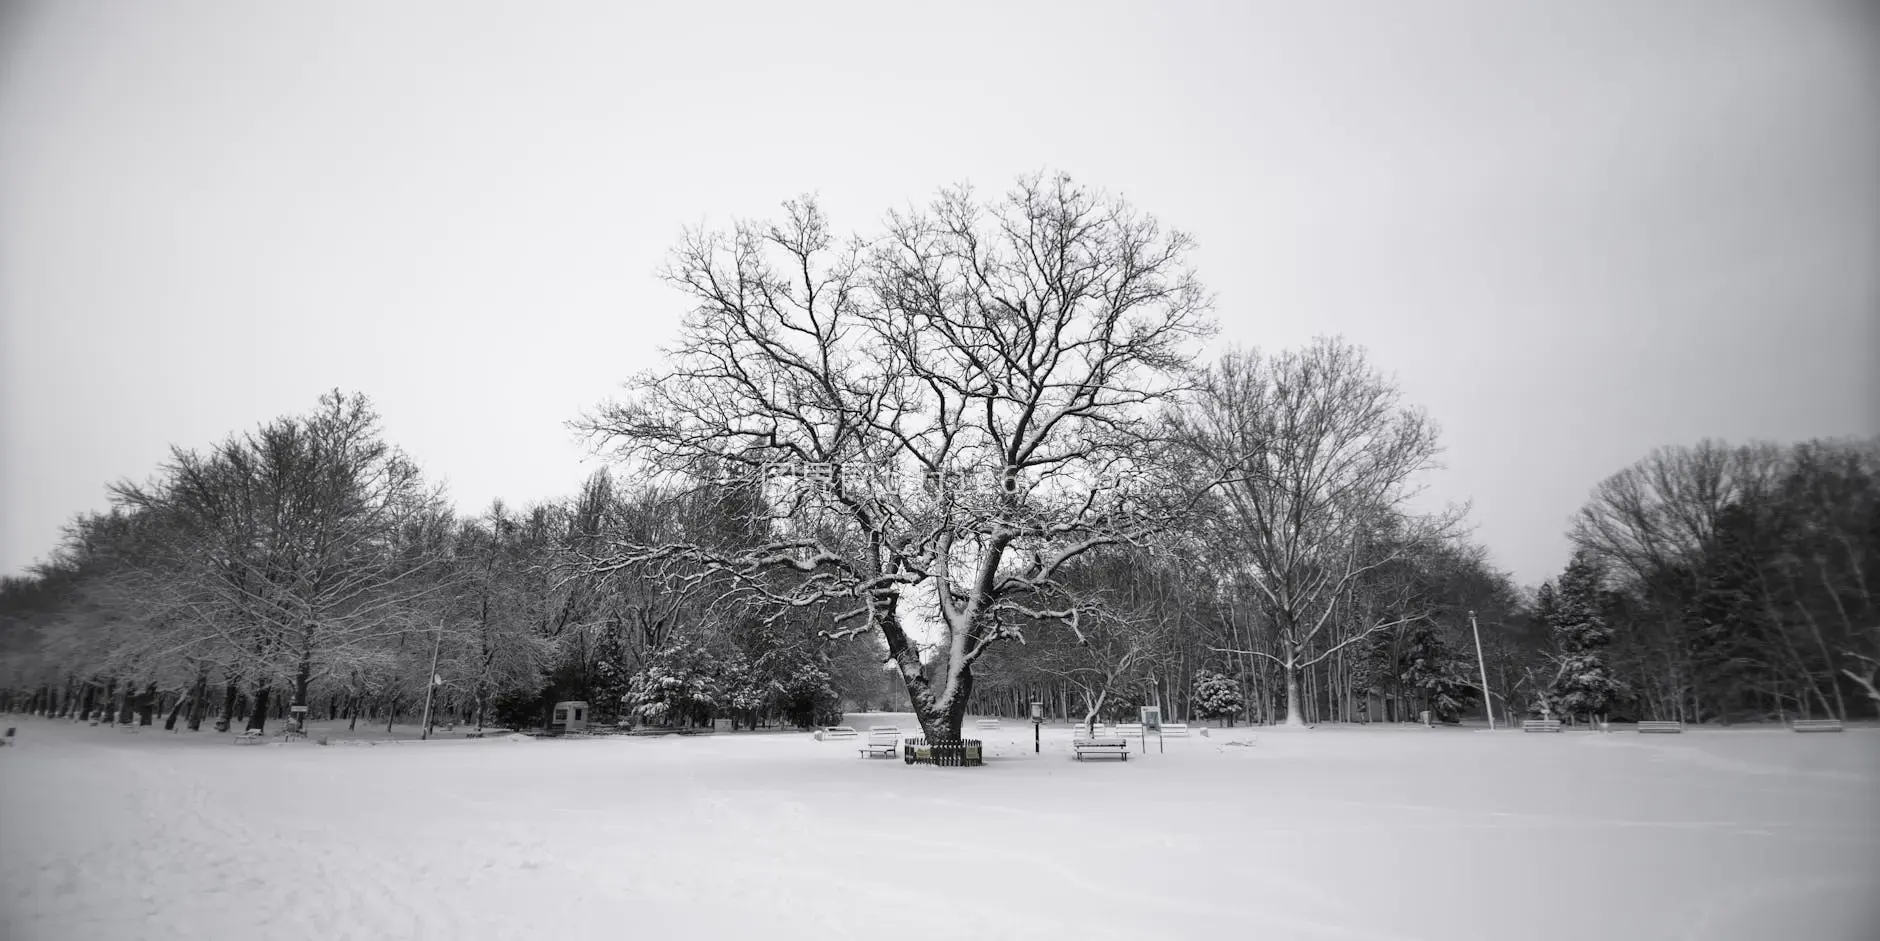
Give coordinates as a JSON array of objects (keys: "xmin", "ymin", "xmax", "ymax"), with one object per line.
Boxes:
[
  {"xmin": 1570, "ymin": 439, "xmax": 1787, "ymax": 584},
  {"xmin": 113, "ymin": 392, "xmax": 448, "ymax": 732},
  {"xmin": 1179, "ymin": 339, "xmax": 1458, "ymax": 726},
  {"xmin": 574, "ymin": 173, "xmax": 1213, "ymax": 741}
]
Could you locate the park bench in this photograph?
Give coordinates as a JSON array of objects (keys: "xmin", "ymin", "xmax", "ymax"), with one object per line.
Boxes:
[
  {"xmin": 234, "ymin": 729, "xmax": 266, "ymax": 746},
  {"xmin": 1637, "ymin": 720, "xmax": 1684, "ymax": 734},
  {"xmin": 1522, "ymin": 719, "xmax": 1563, "ymax": 733},
  {"xmin": 858, "ymin": 726, "xmax": 902, "ymax": 759},
  {"xmin": 1161, "ymin": 723, "xmax": 1189, "ymax": 738},
  {"xmin": 1114, "ymin": 723, "xmax": 1143, "ymax": 738},
  {"xmin": 1072, "ymin": 737, "xmax": 1129, "ymax": 761},
  {"xmin": 817, "ymin": 726, "xmax": 858, "ymax": 741},
  {"xmin": 974, "ymin": 718, "xmax": 1000, "ymax": 731},
  {"xmin": 1791, "ymin": 718, "xmax": 1844, "ymax": 733}
]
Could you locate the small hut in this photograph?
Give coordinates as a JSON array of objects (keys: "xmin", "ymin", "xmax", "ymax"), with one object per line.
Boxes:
[{"xmin": 550, "ymin": 701, "xmax": 590, "ymax": 735}]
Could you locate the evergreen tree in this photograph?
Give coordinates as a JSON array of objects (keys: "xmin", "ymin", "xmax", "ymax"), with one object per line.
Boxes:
[
  {"xmin": 1683, "ymin": 503, "xmax": 1777, "ymax": 721},
  {"xmin": 1190, "ymin": 670, "xmax": 1245, "ymax": 726},
  {"xmin": 626, "ymin": 643, "xmax": 724, "ymax": 728},
  {"xmin": 720, "ymin": 654, "xmax": 769, "ymax": 730},
  {"xmin": 771, "ymin": 660, "xmax": 843, "ymax": 729},
  {"xmin": 1399, "ymin": 622, "xmax": 1478, "ymax": 722},
  {"xmin": 1543, "ymin": 552, "xmax": 1623, "ymax": 724}
]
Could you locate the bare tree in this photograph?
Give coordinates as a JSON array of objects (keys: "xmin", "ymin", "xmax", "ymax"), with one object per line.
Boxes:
[
  {"xmin": 1179, "ymin": 339, "xmax": 1458, "ymax": 726},
  {"xmin": 113, "ymin": 392, "xmax": 449, "ymax": 732},
  {"xmin": 1030, "ymin": 591, "xmax": 1172, "ymax": 733},
  {"xmin": 574, "ymin": 173, "xmax": 1213, "ymax": 741},
  {"xmin": 1844, "ymin": 652, "xmax": 1880, "ymax": 709},
  {"xmin": 1570, "ymin": 439, "xmax": 1786, "ymax": 584}
]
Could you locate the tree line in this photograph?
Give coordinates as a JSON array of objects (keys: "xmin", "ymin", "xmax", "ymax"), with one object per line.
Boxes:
[{"xmin": 3, "ymin": 172, "xmax": 1874, "ymax": 740}]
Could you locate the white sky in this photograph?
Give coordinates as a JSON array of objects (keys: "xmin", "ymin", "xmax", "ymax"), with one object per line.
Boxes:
[{"xmin": 3, "ymin": 0, "xmax": 1875, "ymax": 586}]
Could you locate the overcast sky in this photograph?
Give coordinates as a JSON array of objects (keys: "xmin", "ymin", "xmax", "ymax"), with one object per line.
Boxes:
[{"xmin": 2, "ymin": 0, "xmax": 1875, "ymax": 586}]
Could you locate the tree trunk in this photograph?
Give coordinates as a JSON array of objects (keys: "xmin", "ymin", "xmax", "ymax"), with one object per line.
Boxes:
[
  {"xmin": 245, "ymin": 683, "xmax": 271, "ymax": 733},
  {"xmin": 1282, "ymin": 658, "xmax": 1306, "ymax": 727},
  {"xmin": 186, "ymin": 673, "xmax": 209, "ymax": 731},
  {"xmin": 290, "ymin": 624, "xmax": 316, "ymax": 732},
  {"xmin": 138, "ymin": 683, "xmax": 158, "ymax": 725},
  {"xmin": 290, "ymin": 651, "xmax": 314, "ymax": 733},
  {"xmin": 216, "ymin": 681, "xmax": 239, "ymax": 732},
  {"xmin": 163, "ymin": 691, "xmax": 187, "ymax": 731}
]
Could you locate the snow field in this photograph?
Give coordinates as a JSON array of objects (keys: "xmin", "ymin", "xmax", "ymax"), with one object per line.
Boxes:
[{"xmin": 1, "ymin": 716, "xmax": 1876, "ymax": 941}]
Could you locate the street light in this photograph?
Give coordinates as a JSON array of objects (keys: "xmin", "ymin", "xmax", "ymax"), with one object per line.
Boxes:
[{"xmin": 1470, "ymin": 610, "xmax": 1495, "ymax": 730}]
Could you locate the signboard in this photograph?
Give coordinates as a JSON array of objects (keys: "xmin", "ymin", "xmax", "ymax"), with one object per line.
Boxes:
[
  {"xmin": 1029, "ymin": 702, "xmax": 1044, "ymax": 722},
  {"xmin": 1139, "ymin": 706, "xmax": 1161, "ymax": 732}
]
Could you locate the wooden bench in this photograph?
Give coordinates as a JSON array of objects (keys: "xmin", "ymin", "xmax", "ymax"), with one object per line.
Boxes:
[
  {"xmin": 1114, "ymin": 723, "xmax": 1143, "ymax": 738},
  {"xmin": 975, "ymin": 718, "xmax": 1001, "ymax": 731},
  {"xmin": 1522, "ymin": 719, "xmax": 1563, "ymax": 733},
  {"xmin": 1073, "ymin": 737, "xmax": 1129, "ymax": 761},
  {"xmin": 1637, "ymin": 720, "xmax": 1684, "ymax": 734},
  {"xmin": 1160, "ymin": 723, "xmax": 1189, "ymax": 738},
  {"xmin": 817, "ymin": 726, "xmax": 858, "ymax": 741},
  {"xmin": 1792, "ymin": 718, "xmax": 1845, "ymax": 733},
  {"xmin": 858, "ymin": 726, "xmax": 902, "ymax": 759}
]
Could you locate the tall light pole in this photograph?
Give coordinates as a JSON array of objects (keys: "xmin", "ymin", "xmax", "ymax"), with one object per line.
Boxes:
[
  {"xmin": 1469, "ymin": 610, "xmax": 1495, "ymax": 730},
  {"xmin": 419, "ymin": 619, "xmax": 444, "ymax": 741}
]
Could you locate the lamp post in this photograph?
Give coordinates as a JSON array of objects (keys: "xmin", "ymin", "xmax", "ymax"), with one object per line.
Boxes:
[
  {"xmin": 1469, "ymin": 610, "xmax": 1495, "ymax": 730},
  {"xmin": 419, "ymin": 619, "xmax": 444, "ymax": 741}
]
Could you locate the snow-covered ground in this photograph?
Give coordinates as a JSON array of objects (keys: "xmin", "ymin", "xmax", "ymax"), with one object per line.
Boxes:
[{"xmin": 2, "ymin": 716, "xmax": 1876, "ymax": 941}]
